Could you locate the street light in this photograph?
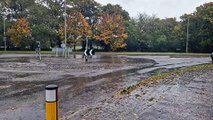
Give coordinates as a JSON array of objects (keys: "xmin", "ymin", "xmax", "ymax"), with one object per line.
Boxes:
[
  {"xmin": 85, "ymin": 17, "xmax": 90, "ymax": 50},
  {"xmin": 3, "ymin": 16, "xmax": 6, "ymax": 52},
  {"xmin": 64, "ymin": 0, "xmax": 67, "ymax": 58},
  {"xmin": 186, "ymin": 17, "xmax": 189, "ymax": 53}
]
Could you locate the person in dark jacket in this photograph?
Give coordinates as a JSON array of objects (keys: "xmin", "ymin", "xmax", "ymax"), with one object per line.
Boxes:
[
  {"xmin": 211, "ymin": 52, "xmax": 213, "ymax": 63},
  {"xmin": 35, "ymin": 41, "xmax": 41, "ymax": 60}
]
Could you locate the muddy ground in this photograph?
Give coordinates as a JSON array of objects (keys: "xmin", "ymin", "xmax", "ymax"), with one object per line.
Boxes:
[
  {"xmin": 72, "ymin": 66, "xmax": 213, "ymax": 120},
  {"xmin": 0, "ymin": 54, "xmax": 212, "ymax": 120}
]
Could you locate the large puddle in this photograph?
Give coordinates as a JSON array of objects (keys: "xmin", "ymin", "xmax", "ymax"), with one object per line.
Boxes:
[{"xmin": 0, "ymin": 54, "xmax": 211, "ymax": 120}]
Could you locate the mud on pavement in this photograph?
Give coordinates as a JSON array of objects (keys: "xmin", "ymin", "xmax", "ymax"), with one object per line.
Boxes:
[
  {"xmin": 0, "ymin": 54, "xmax": 155, "ymax": 120},
  {"xmin": 74, "ymin": 65, "xmax": 213, "ymax": 120},
  {"xmin": 0, "ymin": 54, "xmax": 212, "ymax": 120}
]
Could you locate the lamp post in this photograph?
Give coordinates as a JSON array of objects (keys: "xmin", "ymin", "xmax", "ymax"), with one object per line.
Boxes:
[
  {"xmin": 64, "ymin": 0, "xmax": 67, "ymax": 58},
  {"xmin": 86, "ymin": 37, "xmax": 88, "ymax": 50},
  {"xmin": 186, "ymin": 17, "xmax": 189, "ymax": 53},
  {"xmin": 3, "ymin": 16, "xmax": 6, "ymax": 52},
  {"xmin": 85, "ymin": 17, "xmax": 90, "ymax": 50}
]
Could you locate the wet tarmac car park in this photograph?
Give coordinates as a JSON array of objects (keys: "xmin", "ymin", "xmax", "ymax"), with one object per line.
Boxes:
[{"xmin": 0, "ymin": 54, "xmax": 212, "ymax": 120}]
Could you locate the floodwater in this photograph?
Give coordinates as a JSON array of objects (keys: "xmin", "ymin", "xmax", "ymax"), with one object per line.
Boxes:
[{"xmin": 0, "ymin": 54, "xmax": 211, "ymax": 120}]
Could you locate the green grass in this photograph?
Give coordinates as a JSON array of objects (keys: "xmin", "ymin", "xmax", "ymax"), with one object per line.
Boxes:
[
  {"xmin": 0, "ymin": 50, "xmax": 54, "ymax": 54},
  {"xmin": 119, "ymin": 64, "xmax": 213, "ymax": 95},
  {"xmin": 0, "ymin": 50, "xmax": 210, "ymax": 57},
  {"xmin": 96, "ymin": 52, "xmax": 210, "ymax": 56}
]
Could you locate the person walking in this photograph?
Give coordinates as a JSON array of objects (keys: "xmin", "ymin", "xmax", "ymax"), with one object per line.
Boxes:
[{"xmin": 35, "ymin": 41, "xmax": 41, "ymax": 60}]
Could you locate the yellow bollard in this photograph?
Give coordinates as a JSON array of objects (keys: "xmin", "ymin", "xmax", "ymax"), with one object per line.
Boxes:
[{"xmin": 45, "ymin": 84, "xmax": 58, "ymax": 120}]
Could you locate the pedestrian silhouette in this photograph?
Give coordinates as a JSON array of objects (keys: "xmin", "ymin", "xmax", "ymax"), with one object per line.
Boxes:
[{"xmin": 35, "ymin": 41, "xmax": 41, "ymax": 60}]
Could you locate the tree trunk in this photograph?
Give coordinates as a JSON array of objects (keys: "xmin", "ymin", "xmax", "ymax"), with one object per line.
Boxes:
[
  {"xmin": 82, "ymin": 40, "xmax": 86, "ymax": 51},
  {"xmin": 104, "ymin": 44, "xmax": 111, "ymax": 51},
  {"xmin": 89, "ymin": 39, "xmax": 93, "ymax": 49},
  {"xmin": 74, "ymin": 43, "xmax": 76, "ymax": 51}
]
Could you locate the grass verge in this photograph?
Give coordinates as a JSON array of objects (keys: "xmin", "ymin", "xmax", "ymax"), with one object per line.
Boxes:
[
  {"xmin": 97, "ymin": 52, "xmax": 210, "ymax": 57},
  {"xmin": 0, "ymin": 50, "xmax": 54, "ymax": 54},
  {"xmin": 119, "ymin": 63, "xmax": 213, "ymax": 95},
  {"xmin": 0, "ymin": 51, "xmax": 210, "ymax": 57}
]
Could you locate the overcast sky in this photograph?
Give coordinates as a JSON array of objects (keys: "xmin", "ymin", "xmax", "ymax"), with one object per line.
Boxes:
[{"xmin": 95, "ymin": 0, "xmax": 212, "ymax": 19}]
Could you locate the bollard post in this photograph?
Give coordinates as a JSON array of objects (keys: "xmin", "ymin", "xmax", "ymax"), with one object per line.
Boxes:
[{"xmin": 45, "ymin": 84, "xmax": 58, "ymax": 120}]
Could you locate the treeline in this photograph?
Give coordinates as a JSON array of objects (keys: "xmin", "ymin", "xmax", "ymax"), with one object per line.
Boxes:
[
  {"xmin": 126, "ymin": 3, "xmax": 213, "ymax": 53},
  {"xmin": 0, "ymin": 0, "xmax": 212, "ymax": 53}
]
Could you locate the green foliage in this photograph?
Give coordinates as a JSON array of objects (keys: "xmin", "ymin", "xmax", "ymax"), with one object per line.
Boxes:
[
  {"xmin": 125, "ymin": 19, "xmax": 142, "ymax": 51},
  {"xmin": 0, "ymin": 1, "xmax": 212, "ymax": 52},
  {"xmin": 125, "ymin": 2, "xmax": 213, "ymax": 53},
  {"xmin": 125, "ymin": 14, "xmax": 180, "ymax": 52},
  {"xmin": 0, "ymin": 0, "xmax": 35, "ymax": 18},
  {"xmin": 179, "ymin": 2, "xmax": 213, "ymax": 53},
  {"xmin": 71, "ymin": 0, "xmax": 102, "ymax": 50},
  {"xmin": 102, "ymin": 4, "xmax": 130, "ymax": 20},
  {"xmin": 28, "ymin": 3, "xmax": 62, "ymax": 49}
]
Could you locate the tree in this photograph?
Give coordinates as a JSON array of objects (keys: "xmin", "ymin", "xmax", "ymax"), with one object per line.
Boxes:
[
  {"xmin": 95, "ymin": 14, "xmax": 128, "ymax": 51},
  {"xmin": 28, "ymin": 4, "xmax": 61, "ymax": 49},
  {"xmin": 135, "ymin": 13, "xmax": 161, "ymax": 51},
  {"xmin": 7, "ymin": 18, "xmax": 31, "ymax": 47},
  {"xmin": 125, "ymin": 19, "xmax": 142, "ymax": 51},
  {"xmin": 180, "ymin": 2, "xmax": 213, "ymax": 53},
  {"xmin": 196, "ymin": 2, "xmax": 213, "ymax": 24},
  {"xmin": 158, "ymin": 18, "xmax": 180, "ymax": 52},
  {"xmin": 172, "ymin": 23, "xmax": 186, "ymax": 52},
  {"xmin": 59, "ymin": 12, "xmax": 92, "ymax": 51},
  {"xmin": 194, "ymin": 2, "xmax": 213, "ymax": 52},
  {"xmin": 72, "ymin": 0, "xmax": 102, "ymax": 49},
  {"xmin": 102, "ymin": 4, "xmax": 130, "ymax": 21},
  {"xmin": 126, "ymin": 13, "xmax": 181, "ymax": 52},
  {"xmin": 0, "ymin": 0, "xmax": 35, "ymax": 19}
]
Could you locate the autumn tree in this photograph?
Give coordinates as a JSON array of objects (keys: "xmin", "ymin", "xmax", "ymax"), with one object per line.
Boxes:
[
  {"xmin": 59, "ymin": 12, "xmax": 92, "ymax": 51},
  {"xmin": 7, "ymin": 18, "xmax": 31, "ymax": 47},
  {"xmin": 72, "ymin": 0, "xmax": 101, "ymax": 49},
  {"xmin": 95, "ymin": 14, "xmax": 128, "ymax": 51}
]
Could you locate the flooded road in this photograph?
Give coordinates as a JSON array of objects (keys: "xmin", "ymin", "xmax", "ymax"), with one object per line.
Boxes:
[{"xmin": 0, "ymin": 54, "xmax": 211, "ymax": 120}]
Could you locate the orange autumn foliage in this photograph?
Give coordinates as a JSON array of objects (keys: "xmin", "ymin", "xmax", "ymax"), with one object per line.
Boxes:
[
  {"xmin": 7, "ymin": 18, "xmax": 31, "ymax": 47},
  {"xmin": 59, "ymin": 12, "xmax": 92, "ymax": 46},
  {"xmin": 95, "ymin": 14, "xmax": 128, "ymax": 51}
]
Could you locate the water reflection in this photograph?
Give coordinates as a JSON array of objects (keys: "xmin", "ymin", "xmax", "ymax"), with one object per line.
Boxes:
[
  {"xmin": 0, "ymin": 57, "xmax": 29, "ymax": 63},
  {"xmin": 59, "ymin": 67, "xmax": 128, "ymax": 114},
  {"xmin": 0, "ymin": 54, "xmax": 154, "ymax": 119}
]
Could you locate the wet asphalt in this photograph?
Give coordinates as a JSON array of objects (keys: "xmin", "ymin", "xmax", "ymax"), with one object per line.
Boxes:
[{"xmin": 0, "ymin": 54, "xmax": 211, "ymax": 120}]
